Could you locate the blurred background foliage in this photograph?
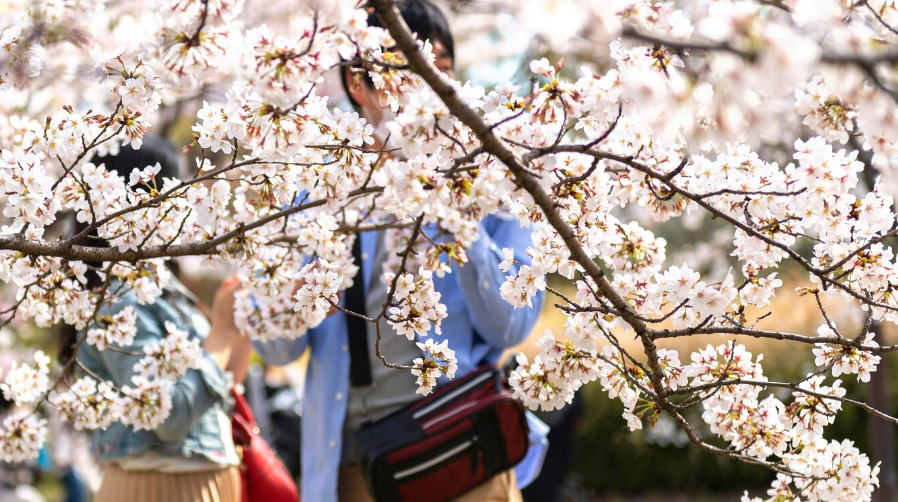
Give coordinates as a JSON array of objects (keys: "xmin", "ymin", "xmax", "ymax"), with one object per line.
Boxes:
[{"xmin": 571, "ymin": 362, "xmax": 889, "ymax": 496}]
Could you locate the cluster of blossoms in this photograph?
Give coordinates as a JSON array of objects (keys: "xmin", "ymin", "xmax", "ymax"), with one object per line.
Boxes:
[
  {"xmin": 0, "ymin": 414, "xmax": 47, "ymax": 463},
  {"xmin": 86, "ymin": 307, "xmax": 138, "ymax": 351},
  {"xmin": 411, "ymin": 338, "xmax": 457, "ymax": 396},
  {"xmin": 49, "ymin": 318, "xmax": 201, "ymax": 438},
  {"xmin": 510, "ymin": 331, "xmax": 604, "ymax": 412},
  {"xmin": 193, "ymin": 101, "xmax": 246, "ymax": 155},
  {"xmin": 51, "ymin": 377, "xmax": 119, "ymax": 432},
  {"xmin": 385, "ymin": 268, "xmax": 448, "ymax": 340},
  {"xmin": 242, "ymin": 23, "xmax": 335, "ymax": 107},
  {"xmin": 157, "ymin": 0, "xmax": 244, "ymax": 82},
  {"xmin": 0, "ymin": 149, "xmax": 62, "ymax": 230},
  {"xmin": 812, "ymin": 327, "xmax": 882, "ymax": 383},
  {"xmin": 93, "ymin": 52, "xmax": 164, "ymax": 149},
  {"xmin": 794, "ymin": 74, "xmax": 857, "ymax": 144},
  {"xmin": 0, "ymin": 26, "xmax": 45, "ymax": 90},
  {"xmin": 134, "ymin": 322, "xmax": 203, "ymax": 381},
  {"xmin": 1, "ymin": 350, "xmax": 51, "ymax": 406},
  {"xmin": 742, "ymin": 437, "xmax": 881, "ymax": 502},
  {"xmin": 500, "ymin": 262, "xmax": 547, "ymax": 309},
  {"xmin": 116, "ymin": 376, "xmax": 173, "ymax": 432},
  {"xmin": 233, "ymin": 221, "xmax": 341, "ymax": 341},
  {"xmin": 290, "ymin": 259, "xmax": 351, "ymax": 335}
]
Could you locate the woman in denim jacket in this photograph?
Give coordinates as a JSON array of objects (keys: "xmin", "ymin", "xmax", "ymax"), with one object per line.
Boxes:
[{"xmin": 64, "ymin": 137, "xmax": 252, "ymax": 502}]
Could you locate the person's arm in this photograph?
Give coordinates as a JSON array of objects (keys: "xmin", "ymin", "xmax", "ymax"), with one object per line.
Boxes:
[
  {"xmin": 97, "ymin": 301, "xmax": 234, "ymax": 444},
  {"xmin": 204, "ymin": 276, "xmax": 253, "ymax": 383},
  {"xmin": 252, "ymin": 336, "xmax": 310, "ymax": 366},
  {"xmin": 454, "ymin": 217, "xmax": 545, "ymax": 349}
]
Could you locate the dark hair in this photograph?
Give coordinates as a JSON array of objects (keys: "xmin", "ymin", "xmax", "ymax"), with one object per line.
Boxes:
[
  {"xmin": 341, "ymin": 0, "xmax": 455, "ymax": 111},
  {"xmin": 79, "ymin": 134, "xmax": 185, "ymax": 284},
  {"xmin": 92, "ymin": 135, "xmax": 185, "ymax": 183},
  {"xmin": 58, "ymin": 136, "xmax": 185, "ymax": 368}
]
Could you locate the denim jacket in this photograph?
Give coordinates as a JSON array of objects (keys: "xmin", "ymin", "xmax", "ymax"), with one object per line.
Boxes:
[{"xmin": 76, "ymin": 281, "xmax": 234, "ymax": 465}]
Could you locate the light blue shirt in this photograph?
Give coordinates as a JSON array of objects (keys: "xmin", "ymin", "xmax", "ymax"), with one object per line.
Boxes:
[{"xmin": 254, "ymin": 214, "xmax": 546, "ymax": 502}]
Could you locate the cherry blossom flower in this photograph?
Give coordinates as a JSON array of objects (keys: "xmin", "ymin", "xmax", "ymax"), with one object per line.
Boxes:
[
  {"xmin": 86, "ymin": 306, "xmax": 139, "ymax": 351},
  {"xmin": 385, "ymin": 268, "xmax": 447, "ymax": 340},
  {"xmin": 116, "ymin": 376, "xmax": 173, "ymax": 432},
  {"xmin": 133, "ymin": 322, "xmax": 203, "ymax": 381},
  {"xmin": 0, "ymin": 414, "xmax": 47, "ymax": 463},
  {"xmin": 411, "ymin": 338, "xmax": 458, "ymax": 395},
  {"xmin": 50, "ymin": 377, "xmax": 118, "ymax": 431},
  {"xmin": 0, "ymin": 350, "xmax": 51, "ymax": 406}
]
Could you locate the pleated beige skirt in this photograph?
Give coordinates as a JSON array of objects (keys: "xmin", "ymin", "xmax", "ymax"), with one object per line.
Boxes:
[{"xmin": 94, "ymin": 465, "xmax": 241, "ymax": 502}]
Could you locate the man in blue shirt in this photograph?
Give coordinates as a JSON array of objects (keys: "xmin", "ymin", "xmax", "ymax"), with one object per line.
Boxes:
[{"xmin": 253, "ymin": 2, "xmax": 545, "ymax": 500}]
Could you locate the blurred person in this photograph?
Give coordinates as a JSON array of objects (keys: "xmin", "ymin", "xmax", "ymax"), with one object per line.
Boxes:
[
  {"xmin": 60, "ymin": 136, "xmax": 253, "ymax": 502},
  {"xmin": 253, "ymin": 2, "xmax": 547, "ymax": 501},
  {"xmin": 242, "ymin": 363, "xmax": 304, "ymax": 480},
  {"xmin": 59, "ymin": 469, "xmax": 86, "ymax": 502}
]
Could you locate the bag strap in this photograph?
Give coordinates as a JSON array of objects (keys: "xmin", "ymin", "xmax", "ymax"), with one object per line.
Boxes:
[
  {"xmin": 231, "ymin": 391, "xmax": 254, "ymax": 447},
  {"xmin": 233, "ymin": 390, "xmax": 255, "ymax": 423},
  {"xmin": 346, "ymin": 236, "xmax": 373, "ymax": 387},
  {"xmin": 345, "ymin": 233, "xmax": 493, "ymax": 389}
]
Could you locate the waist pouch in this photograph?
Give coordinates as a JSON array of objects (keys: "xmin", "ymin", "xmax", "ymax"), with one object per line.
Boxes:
[{"xmin": 352, "ymin": 365, "xmax": 529, "ymax": 502}]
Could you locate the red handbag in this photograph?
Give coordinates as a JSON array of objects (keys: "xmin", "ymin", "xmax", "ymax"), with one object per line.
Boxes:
[{"xmin": 231, "ymin": 390, "xmax": 300, "ymax": 502}]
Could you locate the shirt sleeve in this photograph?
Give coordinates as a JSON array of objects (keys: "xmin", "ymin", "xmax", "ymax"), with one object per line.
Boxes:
[
  {"xmin": 96, "ymin": 302, "xmax": 232, "ymax": 444},
  {"xmin": 454, "ymin": 217, "xmax": 544, "ymax": 349},
  {"xmin": 252, "ymin": 336, "xmax": 309, "ymax": 366}
]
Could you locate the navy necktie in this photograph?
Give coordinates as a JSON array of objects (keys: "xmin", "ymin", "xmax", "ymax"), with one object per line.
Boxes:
[{"xmin": 346, "ymin": 235, "xmax": 373, "ymax": 387}]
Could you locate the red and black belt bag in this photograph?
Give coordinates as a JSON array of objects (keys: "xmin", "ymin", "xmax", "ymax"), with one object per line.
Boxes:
[{"xmin": 350, "ymin": 365, "xmax": 530, "ymax": 502}]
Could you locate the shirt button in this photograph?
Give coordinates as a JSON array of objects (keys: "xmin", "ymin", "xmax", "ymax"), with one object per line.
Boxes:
[
  {"xmin": 342, "ymin": 344, "xmax": 348, "ymax": 352},
  {"xmin": 330, "ymin": 441, "xmax": 337, "ymax": 449},
  {"xmin": 335, "ymin": 392, "xmax": 343, "ymax": 401},
  {"xmin": 361, "ymin": 252, "xmax": 369, "ymax": 260},
  {"xmin": 482, "ymin": 280, "xmax": 490, "ymax": 290}
]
